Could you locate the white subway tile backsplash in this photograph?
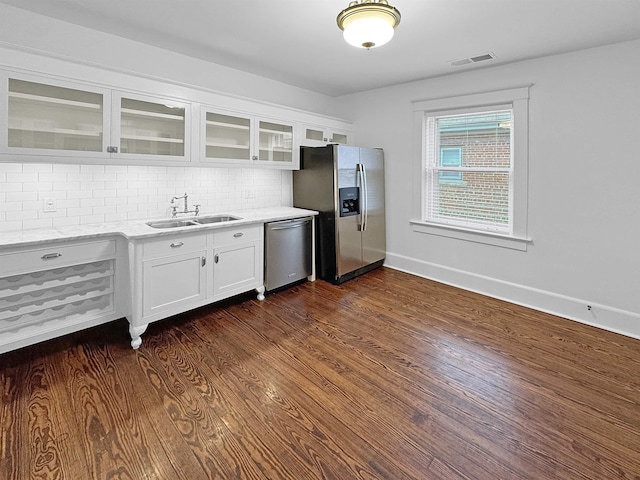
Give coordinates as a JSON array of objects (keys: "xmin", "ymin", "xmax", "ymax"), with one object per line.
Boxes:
[
  {"xmin": 53, "ymin": 164, "xmax": 81, "ymax": 174},
  {"xmin": 67, "ymin": 190, "xmax": 93, "ymax": 199},
  {"xmin": 7, "ymin": 210, "xmax": 36, "ymax": 221},
  {"xmin": 92, "ymin": 205, "xmax": 117, "ymax": 215},
  {"xmin": 80, "ymin": 198, "xmax": 106, "ymax": 208},
  {"xmin": 23, "ymin": 218, "xmax": 53, "ymax": 229},
  {"xmin": 22, "ymin": 201, "xmax": 41, "ymax": 211},
  {"xmin": 0, "ymin": 221, "xmax": 23, "ymax": 232},
  {"xmin": 0, "ymin": 163, "xmax": 22, "ymax": 173},
  {"xmin": 67, "ymin": 207, "xmax": 94, "ymax": 217},
  {"xmin": 39, "ymin": 173, "xmax": 68, "ymax": 183},
  {"xmin": 116, "ymin": 204, "xmax": 138, "ymax": 213},
  {"xmin": 80, "ymin": 214, "xmax": 105, "ymax": 224},
  {"xmin": 94, "ymin": 173, "xmax": 117, "ymax": 182},
  {"xmin": 24, "ymin": 182, "xmax": 53, "ymax": 192},
  {"xmin": 67, "ymin": 174, "xmax": 93, "ymax": 182},
  {"xmin": 38, "ymin": 209, "xmax": 68, "ymax": 219},
  {"xmin": 8, "ymin": 172, "xmax": 39, "ymax": 182},
  {"xmin": 94, "ymin": 190, "xmax": 117, "ymax": 199},
  {"xmin": 58, "ymin": 199, "xmax": 81, "ymax": 209},
  {"xmin": 53, "ymin": 216, "xmax": 80, "ymax": 227},
  {"xmin": 23, "ymin": 164, "xmax": 53, "ymax": 173},
  {"xmin": 1, "ymin": 163, "xmax": 287, "ymax": 232},
  {"xmin": 80, "ymin": 165, "xmax": 105, "ymax": 174},
  {"xmin": 105, "ymin": 165, "xmax": 128, "ymax": 174},
  {"xmin": 6, "ymin": 192, "xmax": 37, "ymax": 202},
  {"xmin": 0, "ymin": 202, "xmax": 21, "ymax": 212},
  {"xmin": 0, "ymin": 183, "xmax": 22, "ymax": 193},
  {"xmin": 104, "ymin": 212, "xmax": 128, "ymax": 222},
  {"xmin": 80, "ymin": 181, "xmax": 105, "ymax": 191},
  {"xmin": 105, "ymin": 197, "xmax": 128, "ymax": 206},
  {"xmin": 53, "ymin": 182, "xmax": 81, "ymax": 192}
]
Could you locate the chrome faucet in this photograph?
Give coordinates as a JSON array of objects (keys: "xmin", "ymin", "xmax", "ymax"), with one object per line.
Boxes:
[{"xmin": 170, "ymin": 192, "xmax": 200, "ymax": 218}]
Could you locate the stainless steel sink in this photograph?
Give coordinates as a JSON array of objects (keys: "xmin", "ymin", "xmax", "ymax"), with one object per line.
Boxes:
[
  {"xmin": 146, "ymin": 219, "xmax": 199, "ymax": 229},
  {"xmin": 146, "ymin": 215, "xmax": 241, "ymax": 229},
  {"xmin": 194, "ymin": 215, "xmax": 241, "ymax": 224}
]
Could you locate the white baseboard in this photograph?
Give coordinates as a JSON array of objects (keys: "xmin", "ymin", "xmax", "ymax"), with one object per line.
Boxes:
[{"xmin": 384, "ymin": 252, "xmax": 640, "ymax": 341}]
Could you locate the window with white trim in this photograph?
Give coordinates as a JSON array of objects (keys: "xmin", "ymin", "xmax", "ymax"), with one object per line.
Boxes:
[
  {"xmin": 427, "ymin": 109, "xmax": 513, "ymax": 233},
  {"xmin": 411, "ymin": 87, "xmax": 531, "ymax": 250}
]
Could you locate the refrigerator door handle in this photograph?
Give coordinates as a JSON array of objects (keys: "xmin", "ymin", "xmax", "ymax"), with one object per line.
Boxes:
[
  {"xmin": 356, "ymin": 164, "xmax": 364, "ymax": 231},
  {"xmin": 360, "ymin": 163, "xmax": 368, "ymax": 231}
]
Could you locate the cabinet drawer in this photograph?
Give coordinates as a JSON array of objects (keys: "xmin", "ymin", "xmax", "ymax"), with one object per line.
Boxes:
[
  {"xmin": 212, "ymin": 225, "xmax": 261, "ymax": 246},
  {"xmin": 0, "ymin": 240, "xmax": 116, "ymax": 277},
  {"xmin": 143, "ymin": 233, "xmax": 207, "ymax": 259}
]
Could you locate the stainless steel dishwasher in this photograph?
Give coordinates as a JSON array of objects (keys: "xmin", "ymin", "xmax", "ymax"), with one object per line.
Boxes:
[{"xmin": 265, "ymin": 217, "xmax": 313, "ymax": 292}]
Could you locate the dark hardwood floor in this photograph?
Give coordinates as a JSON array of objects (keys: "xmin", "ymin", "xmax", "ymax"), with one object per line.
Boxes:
[{"xmin": 1, "ymin": 267, "xmax": 639, "ymax": 479}]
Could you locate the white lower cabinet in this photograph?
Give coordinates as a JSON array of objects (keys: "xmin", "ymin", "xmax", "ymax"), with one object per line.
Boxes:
[
  {"xmin": 142, "ymin": 250, "xmax": 207, "ymax": 318},
  {"xmin": 127, "ymin": 224, "xmax": 264, "ymax": 349},
  {"xmin": 212, "ymin": 225, "xmax": 263, "ymax": 300},
  {"xmin": 0, "ymin": 238, "xmax": 120, "ymax": 354}
]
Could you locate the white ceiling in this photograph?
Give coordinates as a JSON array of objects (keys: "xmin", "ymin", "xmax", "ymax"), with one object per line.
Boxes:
[{"xmin": 2, "ymin": 0, "xmax": 640, "ymax": 97}]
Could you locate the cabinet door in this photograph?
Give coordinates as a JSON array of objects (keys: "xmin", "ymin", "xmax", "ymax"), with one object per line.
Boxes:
[
  {"xmin": 330, "ymin": 130, "xmax": 350, "ymax": 145},
  {"xmin": 2, "ymin": 73, "xmax": 110, "ymax": 157},
  {"xmin": 142, "ymin": 250, "xmax": 207, "ymax": 319},
  {"xmin": 202, "ymin": 108, "xmax": 253, "ymax": 164},
  {"xmin": 112, "ymin": 92, "xmax": 190, "ymax": 161},
  {"xmin": 255, "ymin": 117, "xmax": 295, "ymax": 167},
  {"xmin": 212, "ymin": 243, "xmax": 260, "ymax": 300},
  {"xmin": 300, "ymin": 125, "xmax": 351, "ymax": 147}
]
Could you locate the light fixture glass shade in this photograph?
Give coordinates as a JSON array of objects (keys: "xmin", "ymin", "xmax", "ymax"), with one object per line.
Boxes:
[{"xmin": 337, "ymin": 1, "xmax": 401, "ymax": 49}]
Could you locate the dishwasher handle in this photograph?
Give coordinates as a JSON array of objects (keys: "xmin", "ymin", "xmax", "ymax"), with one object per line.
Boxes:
[{"xmin": 268, "ymin": 219, "xmax": 311, "ymax": 231}]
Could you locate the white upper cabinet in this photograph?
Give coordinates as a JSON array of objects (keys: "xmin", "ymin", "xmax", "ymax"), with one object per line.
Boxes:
[
  {"xmin": 256, "ymin": 117, "xmax": 295, "ymax": 167},
  {"xmin": 112, "ymin": 92, "xmax": 190, "ymax": 161},
  {"xmin": 201, "ymin": 106, "xmax": 297, "ymax": 168},
  {"xmin": 300, "ymin": 124, "xmax": 352, "ymax": 147},
  {"xmin": 3, "ymin": 75, "xmax": 110, "ymax": 158},
  {"xmin": 202, "ymin": 108, "xmax": 253, "ymax": 164},
  {"xmin": 1, "ymin": 61, "xmax": 349, "ymax": 169},
  {"xmin": 1, "ymin": 72, "xmax": 191, "ymax": 162}
]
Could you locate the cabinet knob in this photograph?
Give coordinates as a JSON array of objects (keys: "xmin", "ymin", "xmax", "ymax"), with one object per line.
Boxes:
[
  {"xmin": 107, "ymin": 146, "xmax": 118, "ymax": 153},
  {"xmin": 214, "ymin": 254, "xmax": 219, "ymax": 263},
  {"xmin": 233, "ymin": 232, "xmax": 244, "ymax": 238},
  {"xmin": 201, "ymin": 256, "xmax": 206, "ymax": 267},
  {"xmin": 251, "ymin": 155, "xmax": 258, "ymax": 161}
]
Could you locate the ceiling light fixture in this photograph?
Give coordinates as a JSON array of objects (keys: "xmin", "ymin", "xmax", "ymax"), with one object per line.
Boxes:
[{"xmin": 337, "ymin": 0, "xmax": 401, "ymax": 50}]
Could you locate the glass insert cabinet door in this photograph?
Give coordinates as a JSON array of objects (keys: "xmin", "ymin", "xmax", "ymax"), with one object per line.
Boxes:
[
  {"xmin": 7, "ymin": 78, "xmax": 105, "ymax": 152},
  {"xmin": 118, "ymin": 96, "xmax": 186, "ymax": 157},
  {"xmin": 204, "ymin": 110, "xmax": 251, "ymax": 162},
  {"xmin": 304, "ymin": 127, "xmax": 349, "ymax": 145},
  {"xmin": 258, "ymin": 120, "xmax": 293, "ymax": 163}
]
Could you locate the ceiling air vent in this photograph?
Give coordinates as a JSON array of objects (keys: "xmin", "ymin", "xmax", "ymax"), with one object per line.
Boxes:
[{"xmin": 450, "ymin": 52, "xmax": 496, "ymax": 67}]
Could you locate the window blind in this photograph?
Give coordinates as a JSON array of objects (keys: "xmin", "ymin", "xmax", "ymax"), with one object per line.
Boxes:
[{"xmin": 425, "ymin": 109, "xmax": 513, "ymax": 233}]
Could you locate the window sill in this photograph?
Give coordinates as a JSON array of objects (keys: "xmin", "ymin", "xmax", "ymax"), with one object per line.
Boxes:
[{"xmin": 410, "ymin": 221, "xmax": 532, "ymax": 251}]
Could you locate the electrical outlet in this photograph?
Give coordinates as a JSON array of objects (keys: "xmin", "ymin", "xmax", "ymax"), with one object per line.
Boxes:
[
  {"xmin": 43, "ymin": 198, "xmax": 57, "ymax": 212},
  {"xmin": 245, "ymin": 189, "xmax": 256, "ymax": 199}
]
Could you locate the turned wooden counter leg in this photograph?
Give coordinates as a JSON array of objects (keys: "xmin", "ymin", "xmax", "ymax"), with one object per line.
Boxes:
[{"xmin": 129, "ymin": 323, "xmax": 148, "ymax": 349}]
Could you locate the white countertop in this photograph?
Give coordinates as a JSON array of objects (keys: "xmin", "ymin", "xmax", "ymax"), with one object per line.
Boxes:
[{"xmin": 0, "ymin": 207, "xmax": 318, "ymax": 249}]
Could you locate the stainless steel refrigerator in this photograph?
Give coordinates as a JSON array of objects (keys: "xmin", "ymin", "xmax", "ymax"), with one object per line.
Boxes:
[{"xmin": 293, "ymin": 145, "xmax": 385, "ymax": 284}]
